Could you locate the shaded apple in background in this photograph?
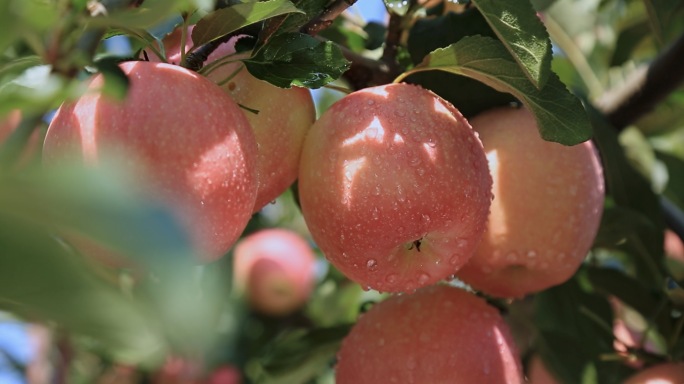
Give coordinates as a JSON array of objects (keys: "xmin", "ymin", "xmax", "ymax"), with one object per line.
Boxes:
[
  {"xmin": 233, "ymin": 228, "xmax": 317, "ymax": 316},
  {"xmin": 622, "ymin": 362, "xmax": 684, "ymax": 384},
  {"xmin": 298, "ymin": 83, "xmax": 492, "ymax": 293},
  {"xmin": 146, "ymin": 26, "xmax": 316, "ymax": 212},
  {"xmin": 335, "ymin": 284, "xmax": 523, "ymax": 383},
  {"xmin": 526, "ymin": 355, "xmax": 559, "ymax": 384},
  {"xmin": 43, "ymin": 61, "xmax": 258, "ymax": 262},
  {"xmin": 455, "ymin": 106, "xmax": 605, "ymax": 298}
]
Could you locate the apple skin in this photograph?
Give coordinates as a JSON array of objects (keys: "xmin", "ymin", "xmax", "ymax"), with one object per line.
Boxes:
[
  {"xmin": 527, "ymin": 355, "xmax": 559, "ymax": 384},
  {"xmin": 335, "ymin": 284, "xmax": 523, "ymax": 383},
  {"xmin": 147, "ymin": 27, "xmax": 316, "ymax": 212},
  {"xmin": 623, "ymin": 362, "xmax": 684, "ymax": 384},
  {"xmin": 298, "ymin": 83, "xmax": 492, "ymax": 293},
  {"xmin": 233, "ymin": 228, "xmax": 317, "ymax": 316},
  {"xmin": 43, "ymin": 61, "xmax": 258, "ymax": 262},
  {"xmin": 455, "ymin": 106, "xmax": 605, "ymax": 298}
]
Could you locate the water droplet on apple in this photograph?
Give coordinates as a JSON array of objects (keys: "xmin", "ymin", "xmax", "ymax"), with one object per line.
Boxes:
[
  {"xmin": 418, "ymin": 273, "xmax": 430, "ymax": 284},
  {"xmin": 449, "ymin": 256, "xmax": 460, "ymax": 265},
  {"xmin": 367, "ymin": 99, "xmax": 375, "ymax": 105},
  {"xmin": 366, "ymin": 258, "xmax": 378, "ymax": 271},
  {"xmin": 527, "ymin": 250, "xmax": 537, "ymax": 258},
  {"xmin": 386, "ymin": 274, "xmax": 398, "ymax": 284}
]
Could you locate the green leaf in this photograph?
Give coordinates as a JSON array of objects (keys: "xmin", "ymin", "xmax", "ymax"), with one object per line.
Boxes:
[
  {"xmin": 253, "ymin": 325, "xmax": 351, "ymax": 384},
  {"xmin": 85, "ymin": 0, "xmax": 187, "ymax": 30},
  {"xmin": 403, "ymin": 35, "xmax": 592, "ymax": 145},
  {"xmin": 585, "ymin": 266, "xmax": 671, "ymax": 339},
  {"xmin": 471, "ymin": 0, "xmax": 553, "ymax": 88},
  {"xmin": 274, "ymin": 0, "xmax": 332, "ymax": 35},
  {"xmin": 191, "ymin": 0, "xmax": 304, "ymax": 47},
  {"xmin": 244, "ymin": 32, "xmax": 350, "ymax": 88},
  {"xmin": 593, "ymin": 207, "xmax": 665, "ymax": 290},
  {"xmin": 94, "ymin": 57, "xmax": 130, "ymax": 100},
  {"xmin": 588, "ymin": 106, "xmax": 665, "ymax": 245},
  {"xmin": 658, "ymin": 151, "xmax": 684, "ymax": 211},
  {"xmin": 643, "ymin": 0, "xmax": 684, "ymax": 45},
  {"xmin": 534, "ymin": 275, "xmax": 633, "ymax": 384}
]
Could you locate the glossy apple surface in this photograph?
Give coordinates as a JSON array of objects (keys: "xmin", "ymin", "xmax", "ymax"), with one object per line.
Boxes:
[
  {"xmin": 43, "ymin": 61, "xmax": 258, "ymax": 262},
  {"xmin": 233, "ymin": 228, "xmax": 317, "ymax": 316},
  {"xmin": 298, "ymin": 83, "xmax": 492, "ymax": 292},
  {"xmin": 623, "ymin": 362, "xmax": 684, "ymax": 384},
  {"xmin": 455, "ymin": 106, "xmax": 605, "ymax": 298},
  {"xmin": 335, "ymin": 284, "xmax": 523, "ymax": 383},
  {"xmin": 147, "ymin": 27, "xmax": 315, "ymax": 212}
]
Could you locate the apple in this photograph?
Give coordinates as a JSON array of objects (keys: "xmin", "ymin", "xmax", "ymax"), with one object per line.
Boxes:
[
  {"xmin": 233, "ymin": 228, "xmax": 317, "ymax": 316},
  {"xmin": 455, "ymin": 106, "xmax": 605, "ymax": 298},
  {"xmin": 43, "ymin": 61, "xmax": 258, "ymax": 262},
  {"xmin": 623, "ymin": 362, "xmax": 684, "ymax": 384},
  {"xmin": 665, "ymin": 229, "xmax": 684, "ymax": 262},
  {"xmin": 298, "ymin": 83, "xmax": 492, "ymax": 292},
  {"xmin": 146, "ymin": 26, "xmax": 316, "ymax": 212},
  {"xmin": 206, "ymin": 365, "xmax": 241, "ymax": 384},
  {"xmin": 527, "ymin": 355, "xmax": 559, "ymax": 384},
  {"xmin": 335, "ymin": 284, "xmax": 523, "ymax": 383}
]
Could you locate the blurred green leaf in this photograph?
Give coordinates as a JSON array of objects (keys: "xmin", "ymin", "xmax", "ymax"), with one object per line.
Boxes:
[
  {"xmin": 191, "ymin": 0, "xmax": 303, "ymax": 47},
  {"xmin": 610, "ymin": 20, "xmax": 651, "ymax": 67},
  {"xmin": 85, "ymin": 0, "xmax": 187, "ymax": 30},
  {"xmin": 589, "ymin": 106, "xmax": 665, "ymax": 261},
  {"xmin": 244, "ymin": 32, "xmax": 350, "ymax": 88},
  {"xmin": 534, "ymin": 275, "xmax": 632, "ymax": 384},
  {"xmin": 593, "ymin": 207, "xmax": 665, "ymax": 289},
  {"xmin": 403, "ymin": 35, "xmax": 592, "ymax": 145},
  {"xmin": 93, "ymin": 57, "xmax": 130, "ymax": 100},
  {"xmin": 658, "ymin": 151, "xmax": 684, "ymax": 211},
  {"xmin": 317, "ymin": 18, "xmax": 367, "ymax": 53},
  {"xmin": 585, "ymin": 266, "xmax": 671, "ymax": 338},
  {"xmin": 471, "ymin": 0, "xmax": 553, "ymax": 88},
  {"xmin": 252, "ymin": 325, "xmax": 351, "ymax": 384},
  {"xmin": 643, "ymin": 0, "xmax": 684, "ymax": 45}
]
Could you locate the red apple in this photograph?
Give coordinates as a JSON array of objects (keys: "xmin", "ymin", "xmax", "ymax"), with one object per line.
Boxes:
[
  {"xmin": 455, "ymin": 106, "xmax": 605, "ymax": 298},
  {"xmin": 43, "ymin": 61, "xmax": 258, "ymax": 262},
  {"xmin": 298, "ymin": 83, "xmax": 492, "ymax": 292},
  {"xmin": 147, "ymin": 26, "xmax": 315, "ymax": 212},
  {"xmin": 206, "ymin": 365, "xmax": 241, "ymax": 384},
  {"xmin": 233, "ymin": 228, "xmax": 317, "ymax": 316},
  {"xmin": 623, "ymin": 362, "xmax": 684, "ymax": 384},
  {"xmin": 335, "ymin": 284, "xmax": 524, "ymax": 383},
  {"xmin": 665, "ymin": 229, "xmax": 684, "ymax": 262}
]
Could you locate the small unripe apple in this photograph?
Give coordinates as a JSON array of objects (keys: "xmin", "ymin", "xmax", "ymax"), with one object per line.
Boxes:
[
  {"xmin": 298, "ymin": 83, "xmax": 492, "ymax": 292},
  {"xmin": 335, "ymin": 284, "xmax": 523, "ymax": 383},
  {"xmin": 233, "ymin": 228, "xmax": 317, "ymax": 316},
  {"xmin": 623, "ymin": 362, "xmax": 684, "ymax": 384},
  {"xmin": 455, "ymin": 106, "xmax": 605, "ymax": 298},
  {"xmin": 43, "ymin": 61, "xmax": 258, "ymax": 262},
  {"xmin": 147, "ymin": 27, "xmax": 315, "ymax": 212}
]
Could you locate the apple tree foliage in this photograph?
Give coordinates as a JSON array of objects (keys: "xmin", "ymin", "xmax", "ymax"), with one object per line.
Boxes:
[{"xmin": 0, "ymin": 0, "xmax": 683, "ymax": 383}]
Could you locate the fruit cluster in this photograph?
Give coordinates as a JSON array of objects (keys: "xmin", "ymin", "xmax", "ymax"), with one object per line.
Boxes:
[{"xmin": 29, "ymin": 24, "xmax": 608, "ymax": 383}]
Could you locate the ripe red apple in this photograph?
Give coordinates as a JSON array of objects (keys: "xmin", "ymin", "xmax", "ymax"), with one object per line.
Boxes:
[
  {"xmin": 233, "ymin": 228, "xmax": 317, "ymax": 316},
  {"xmin": 147, "ymin": 26, "xmax": 316, "ymax": 212},
  {"xmin": 298, "ymin": 83, "xmax": 492, "ymax": 292},
  {"xmin": 335, "ymin": 284, "xmax": 523, "ymax": 383},
  {"xmin": 455, "ymin": 106, "xmax": 605, "ymax": 298},
  {"xmin": 623, "ymin": 362, "xmax": 684, "ymax": 384},
  {"xmin": 43, "ymin": 61, "xmax": 258, "ymax": 262}
]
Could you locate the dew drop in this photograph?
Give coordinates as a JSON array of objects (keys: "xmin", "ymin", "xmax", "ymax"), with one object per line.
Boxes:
[
  {"xmin": 367, "ymin": 99, "xmax": 375, "ymax": 105},
  {"xmin": 449, "ymin": 256, "xmax": 460, "ymax": 265},
  {"xmin": 386, "ymin": 274, "xmax": 398, "ymax": 284},
  {"xmin": 367, "ymin": 259, "xmax": 378, "ymax": 271},
  {"xmin": 418, "ymin": 273, "xmax": 430, "ymax": 284},
  {"xmin": 527, "ymin": 250, "xmax": 537, "ymax": 258}
]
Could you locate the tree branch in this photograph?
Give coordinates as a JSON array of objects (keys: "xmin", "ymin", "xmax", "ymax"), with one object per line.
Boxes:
[
  {"xmin": 301, "ymin": 0, "xmax": 358, "ymax": 36},
  {"xmin": 599, "ymin": 33, "xmax": 684, "ymax": 131}
]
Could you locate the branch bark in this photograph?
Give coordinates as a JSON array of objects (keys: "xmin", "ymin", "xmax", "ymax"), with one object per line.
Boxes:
[{"xmin": 598, "ymin": 33, "xmax": 684, "ymax": 131}]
